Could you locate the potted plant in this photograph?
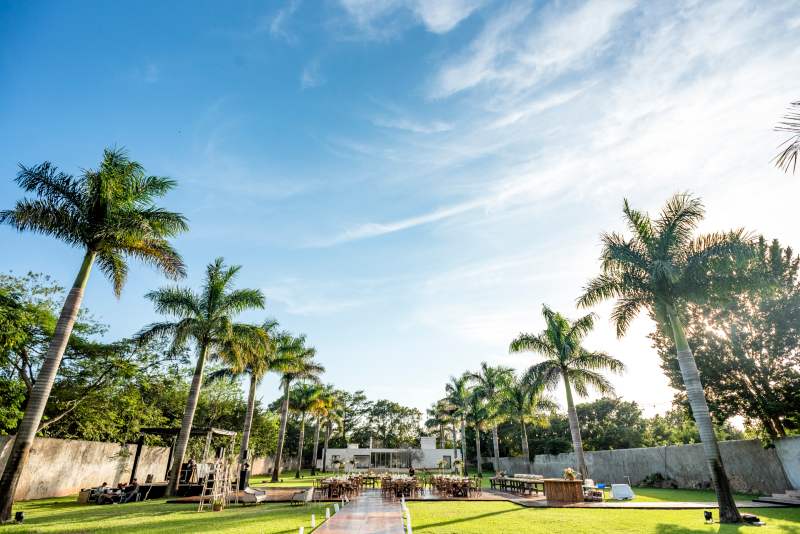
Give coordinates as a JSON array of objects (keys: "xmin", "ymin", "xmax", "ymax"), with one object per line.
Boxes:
[
  {"xmin": 437, "ymin": 459, "xmax": 446, "ymax": 475},
  {"xmin": 212, "ymin": 498, "xmax": 224, "ymax": 512},
  {"xmin": 563, "ymin": 467, "xmax": 577, "ymax": 481}
]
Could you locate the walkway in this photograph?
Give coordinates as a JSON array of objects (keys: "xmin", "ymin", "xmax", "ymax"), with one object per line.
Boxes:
[{"xmin": 314, "ymin": 490, "xmax": 405, "ymax": 534}]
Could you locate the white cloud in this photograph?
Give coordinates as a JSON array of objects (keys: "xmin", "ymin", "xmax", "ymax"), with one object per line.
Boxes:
[
  {"xmin": 372, "ymin": 116, "xmax": 453, "ymax": 134},
  {"xmin": 300, "ymin": 59, "xmax": 324, "ymax": 89},
  {"xmin": 431, "ymin": 0, "xmax": 635, "ymax": 98},
  {"xmin": 337, "ymin": 0, "xmax": 484, "ymax": 36},
  {"xmin": 269, "ymin": 0, "xmax": 301, "ymax": 42}
]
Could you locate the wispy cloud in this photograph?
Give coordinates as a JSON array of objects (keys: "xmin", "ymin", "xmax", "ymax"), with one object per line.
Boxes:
[
  {"xmin": 337, "ymin": 0, "xmax": 484, "ymax": 37},
  {"xmin": 300, "ymin": 59, "xmax": 324, "ymax": 89},
  {"xmin": 269, "ymin": 0, "xmax": 302, "ymax": 42},
  {"xmin": 311, "ymin": 199, "xmax": 483, "ymax": 247},
  {"xmin": 372, "ymin": 116, "xmax": 453, "ymax": 134},
  {"xmin": 431, "ymin": 0, "xmax": 635, "ymax": 98}
]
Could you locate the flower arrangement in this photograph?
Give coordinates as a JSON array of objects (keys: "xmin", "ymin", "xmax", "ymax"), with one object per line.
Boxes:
[{"xmin": 563, "ymin": 467, "xmax": 577, "ymax": 480}]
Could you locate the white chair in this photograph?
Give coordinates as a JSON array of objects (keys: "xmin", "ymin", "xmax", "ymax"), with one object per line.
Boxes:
[
  {"xmin": 611, "ymin": 483, "xmax": 635, "ymax": 500},
  {"xmin": 291, "ymin": 488, "xmax": 314, "ymax": 506}
]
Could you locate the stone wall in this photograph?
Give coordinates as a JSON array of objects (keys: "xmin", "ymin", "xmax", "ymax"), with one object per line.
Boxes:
[
  {"xmin": 0, "ymin": 435, "xmax": 295, "ymax": 500},
  {"xmin": 499, "ymin": 436, "xmax": 800, "ymax": 495}
]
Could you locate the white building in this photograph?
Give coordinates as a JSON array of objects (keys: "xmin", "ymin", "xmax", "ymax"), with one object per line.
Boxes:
[{"xmin": 318, "ymin": 437, "xmax": 461, "ymax": 471}]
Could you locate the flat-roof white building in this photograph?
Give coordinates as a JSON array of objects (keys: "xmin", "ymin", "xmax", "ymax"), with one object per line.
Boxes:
[{"xmin": 318, "ymin": 437, "xmax": 462, "ymax": 471}]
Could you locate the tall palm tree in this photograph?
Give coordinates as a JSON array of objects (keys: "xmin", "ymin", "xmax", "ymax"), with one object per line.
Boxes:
[
  {"xmin": 509, "ymin": 305, "xmax": 624, "ymax": 480},
  {"xmin": 502, "ymin": 372, "xmax": 557, "ymax": 473},
  {"xmin": 289, "ymin": 382, "xmax": 324, "ymax": 478},
  {"xmin": 775, "ymin": 100, "xmax": 800, "ymax": 173},
  {"xmin": 577, "ymin": 194, "xmax": 751, "ymax": 523},
  {"xmin": 310, "ymin": 385, "xmax": 336, "ymax": 475},
  {"xmin": 270, "ymin": 340, "xmax": 324, "ymax": 482},
  {"xmin": 445, "ymin": 374, "xmax": 471, "ymax": 474},
  {"xmin": 466, "ymin": 391, "xmax": 489, "ymax": 477},
  {"xmin": 136, "ymin": 258, "xmax": 264, "ymax": 495},
  {"xmin": 321, "ymin": 390, "xmax": 344, "ymax": 473},
  {"xmin": 0, "ymin": 148, "xmax": 187, "ymax": 520},
  {"xmin": 212, "ymin": 319, "xmax": 287, "ymax": 467},
  {"xmin": 468, "ymin": 362, "xmax": 513, "ymax": 473}
]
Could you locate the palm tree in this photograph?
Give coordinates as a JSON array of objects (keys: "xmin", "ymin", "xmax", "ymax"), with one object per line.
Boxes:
[
  {"xmin": 502, "ymin": 372, "xmax": 557, "ymax": 473},
  {"xmin": 775, "ymin": 100, "xmax": 800, "ymax": 173},
  {"xmin": 136, "ymin": 258, "xmax": 264, "ymax": 495},
  {"xmin": 445, "ymin": 374, "xmax": 471, "ymax": 474},
  {"xmin": 577, "ymin": 194, "xmax": 751, "ymax": 523},
  {"xmin": 270, "ymin": 340, "xmax": 324, "ymax": 482},
  {"xmin": 0, "ymin": 148, "xmax": 187, "ymax": 520},
  {"xmin": 466, "ymin": 391, "xmax": 489, "ymax": 477},
  {"xmin": 509, "ymin": 305, "xmax": 624, "ymax": 480},
  {"xmin": 321, "ymin": 391, "xmax": 344, "ymax": 473},
  {"xmin": 212, "ymin": 319, "xmax": 287, "ymax": 467},
  {"xmin": 468, "ymin": 362, "xmax": 513, "ymax": 473},
  {"xmin": 425, "ymin": 399, "xmax": 450, "ymax": 450},
  {"xmin": 289, "ymin": 382, "xmax": 324, "ymax": 478},
  {"xmin": 311, "ymin": 385, "xmax": 336, "ymax": 475}
]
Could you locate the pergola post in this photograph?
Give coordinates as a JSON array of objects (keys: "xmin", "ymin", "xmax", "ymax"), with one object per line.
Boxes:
[
  {"xmin": 165, "ymin": 435, "xmax": 177, "ymax": 480},
  {"xmin": 129, "ymin": 435, "xmax": 145, "ymax": 484}
]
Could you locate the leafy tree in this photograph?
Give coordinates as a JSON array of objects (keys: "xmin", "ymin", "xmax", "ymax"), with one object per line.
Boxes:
[
  {"xmin": 270, "ymin": 337, "xmax": 323, "ymax": 482},
  {"xmin": 775, "ymin": 100, "xmax": 800, "ymax": 173},
  {"xmin": 576, "ymin": 398, "xmax": 646, "ymax": 451},
  {"xmin": 578, "ymin": 194, "xmax": 751, "ymax": 522},
  {"xmin": 510, "ymin": 304, "xmax": 624, "ymax": 479},
  {"xmin": 321, "ymin": 389, "xmax": 344, "ymax": 472},
  {"xmin": 424, "ymin": 399, "xmax": 451, "ymax": 451},
  {"xmin": 650, "ymin": 237, "xmax": 800, "ymax": 438},
  {"xmin": 136, "ymin": 258, "xmax": 264, "ymax": 495},
  {"xmin": 468, "ymin": 362, "xmax": 514, "ymax": 473},
  {"xmin": 0, "ymin": 149, "xmax": 186, "ymax": 520},
  {"xmin": 362, "ymin": 400, "xmax": 422, "ymax": 448},
  {"xmin": 336, "ymin": 390, "xmax": 372, "ymax": 445},
  {"xmin": 466, "ymin": 390, "xmax": 489, "ymax": 475}
]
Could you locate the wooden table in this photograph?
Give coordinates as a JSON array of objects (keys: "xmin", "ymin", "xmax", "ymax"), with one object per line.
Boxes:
[{"xmin": 543, "ymin": 478, "xmax": 583, "ymax": 503}]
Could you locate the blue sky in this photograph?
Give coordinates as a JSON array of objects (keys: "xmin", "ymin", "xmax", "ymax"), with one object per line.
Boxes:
[{"xmin": 2, "ymin": 0, "xmax": 799, "ymax": 419}]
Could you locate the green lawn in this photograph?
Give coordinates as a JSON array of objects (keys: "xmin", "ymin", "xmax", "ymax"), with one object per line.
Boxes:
[
  {"xmin": 3, "ymin": 497, "xmax": 330, "ymax": 533},
  {"xmin": 406, "ymin": 501, "xmax": 800, "ymax": 534},
  {"xmin": 250, "ymin": 469, "xmax": 330, "ymax": 487}
]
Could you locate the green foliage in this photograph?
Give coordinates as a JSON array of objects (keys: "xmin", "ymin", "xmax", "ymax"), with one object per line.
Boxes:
[
  {"xmin": 576, "ymin": 397, "xmax": 646, "ymax": 450},
  {"xmin": 649, "ymin": 237, "xmax": 800, "ymax": 438}
]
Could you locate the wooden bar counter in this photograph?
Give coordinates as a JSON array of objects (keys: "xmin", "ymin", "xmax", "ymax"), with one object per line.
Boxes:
[{"xmin": 543, "ymin": 478, "xmax": 583, "ymax": 503}]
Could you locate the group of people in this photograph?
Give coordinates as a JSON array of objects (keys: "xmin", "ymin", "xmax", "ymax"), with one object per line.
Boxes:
[{"xmin": 92, "ymin": 478, "xmax": 139, "ymax": 504}]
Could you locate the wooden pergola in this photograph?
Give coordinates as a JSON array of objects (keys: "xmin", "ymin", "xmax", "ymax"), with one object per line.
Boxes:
[{"xmin": 129, "ymin": 426, "xmax": 237, "ymax": 485}]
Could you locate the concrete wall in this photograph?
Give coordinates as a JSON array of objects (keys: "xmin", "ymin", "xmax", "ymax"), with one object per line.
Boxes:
[
  {"xmin": 0, "ymin": 436, "xmax": 169, "ymax": 501},
  {"xmin": 499, "ymin": 436, "xmax": 800, "ymax": 495},
  {"xmin": 0, "ymin": 435, "xmax": 297, "ymax": 500}
]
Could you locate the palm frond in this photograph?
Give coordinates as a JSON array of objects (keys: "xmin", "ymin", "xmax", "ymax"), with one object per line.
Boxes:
[
  {"xmin": 577, "ymin": 274, "xmax": 625, "ymax": 308},
  {"xmin": 774, "ymin": 100, "xmax": 800, "ymax": 173}
]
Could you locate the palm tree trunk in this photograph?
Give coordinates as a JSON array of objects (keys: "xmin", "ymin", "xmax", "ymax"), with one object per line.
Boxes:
[
  {"xmin": 439, "ymin": 424, "xmax": 445, "ymax": 449},
  {"xmin": 460, "ymin": 419, "xmax": 467, "ymax": 475},
  {"xmin": 167, "ymin": 342, "xmax": 209, "ymax": 496},
  {"xmin": 295, "ymin": 412, "xmax": 306, "ymax": 478},
  {"xmin": 311, "ymin": 416, "xmax": 321, "ymax": 475},
  {"xmin": 0, "ymin": 251, "xmax": 94, "ymax": 522},
  {"xmin": 521, "ymin": 420, "xmax": 531, "ymax": 474},
  {"xmin": 563, "ymin": 372, "xmax": 588, "ymax": 480},
  {"xmin": 322, "ymin": 421, "xmax": 331, "ymax": 472},
  {"xmin": 668, "ymin": 309, "xmax": 741, "ymax": 523},
  {"xmin": 451, "ymin": 425, "xmax": 458, "ymax": 466},
  {"xmin": 491, "ymin": 425, "xmax": 500, "ymax": 473},
  {"xmin": 239, "ymin": 373, "xmax": 257, "ymax": 465},
  {"xmin": 271, "ymin": 381, "xmax": 291, "ymax": 482},
  {"xmin": 474, "ymin": 428, "xmax": 482, "ymax": 477}
]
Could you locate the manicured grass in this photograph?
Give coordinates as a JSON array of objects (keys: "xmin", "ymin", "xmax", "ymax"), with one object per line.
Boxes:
[
  {"xmin": 4, "ymin": 496, "xmax": 330, "ymax": 533},
  {"xmin": 631, "ymin": 487, "xmax": 759, "ymax": 503},
  {"xmin": 406, "ymin": 501, "xmax": 800, "ymax": 534},
  {"xmin": 250, "ymin": 469, "xmax": 330, "ymax": 487}
]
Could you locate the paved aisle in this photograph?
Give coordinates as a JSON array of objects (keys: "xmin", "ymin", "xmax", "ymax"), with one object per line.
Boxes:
[{"xmin": 314, "ymin": 490, "xmax": 405, "ymax": 534}]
